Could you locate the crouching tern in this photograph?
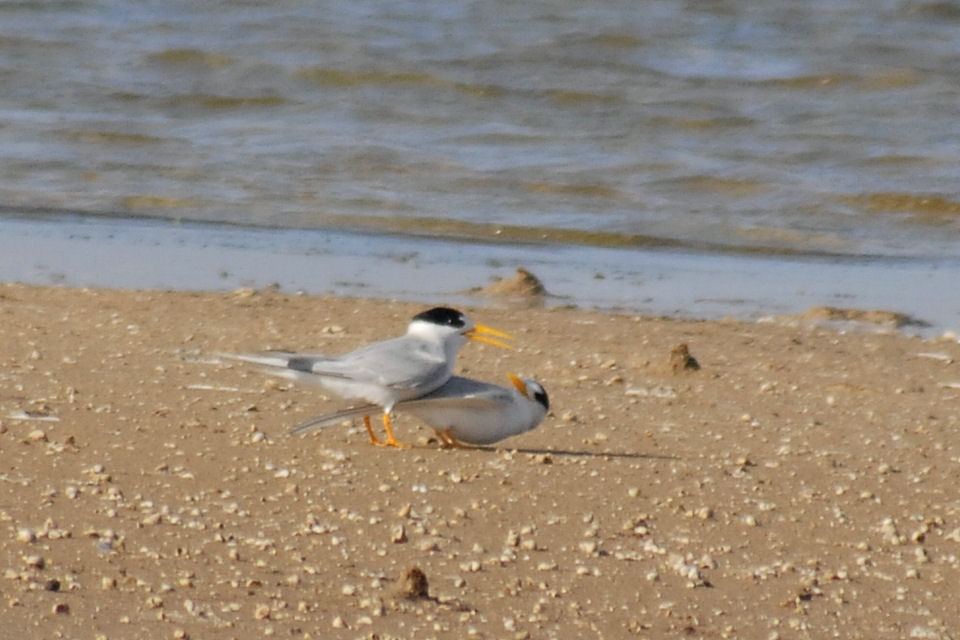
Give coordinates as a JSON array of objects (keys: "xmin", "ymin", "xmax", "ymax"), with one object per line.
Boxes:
[
  {"xmin": 223, "ymin": 307, "xmax": 512, "ymax": 447},
  {"xmin": 291, "ymin": 374, "xmax": 549, "ymax": 447}
]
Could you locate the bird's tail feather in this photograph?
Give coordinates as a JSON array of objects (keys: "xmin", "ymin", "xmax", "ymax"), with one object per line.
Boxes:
[
  {"xmin": 291, "ymin": 405, "xmax": 380, "ymax": 435},
  {"xmin": 218, "ymin": 351, "xmax": 299, "ymax": 369},
  {"xmin": 219, "ymin": 352, "xmax": 336, "ymax": 387}
]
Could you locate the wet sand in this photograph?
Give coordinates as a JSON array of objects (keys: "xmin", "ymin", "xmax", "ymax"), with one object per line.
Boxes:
[
  {"xmin": 5, "ymin": 214, "xmax": 960, "ymax": 339},
  {"xmin": 2, "ymin": 283, "xmax": 959, "ymax": 638}
]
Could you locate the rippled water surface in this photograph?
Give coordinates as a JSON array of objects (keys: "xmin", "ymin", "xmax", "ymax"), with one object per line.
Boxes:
[{"xmin": 2, "ymin": 1, "xmax": 960, "ymax": 331}]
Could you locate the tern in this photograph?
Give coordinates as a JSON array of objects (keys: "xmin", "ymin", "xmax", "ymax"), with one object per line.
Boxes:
[{"xmin": 224, "ymin": 307, "xmax": 512, "ymax": 447}]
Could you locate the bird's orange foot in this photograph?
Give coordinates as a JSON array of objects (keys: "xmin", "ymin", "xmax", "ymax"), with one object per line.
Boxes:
[
  {"xmin": 376, "ymin": 413, "xmax": 410, "ymax": 449},
  {"xmin": 376, "ymin": 436, "xmax": 411, "ymax": 449}
]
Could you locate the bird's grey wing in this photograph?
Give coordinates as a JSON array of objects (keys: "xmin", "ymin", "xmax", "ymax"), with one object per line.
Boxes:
[
  {"xmin": 223, "ymin": 338, "xmax": 447, "ymax": 391},
  {"xmin": 418, "ymin": 376, "xmax": 508, "ymax": 398},
  {"xmin": 397, "ymin": 376, "xmax": 512, "ymax": 410},
  {"xmin": 310, "ymin": 337, "xmax": 449, "ymax": 391},
  {"xmin": 290, "ymin": 404, "xmax": 379, "ymax": 435},
  {"xmin": 398, "ymin": 395, "xmax": 503, "ymax": 411}
]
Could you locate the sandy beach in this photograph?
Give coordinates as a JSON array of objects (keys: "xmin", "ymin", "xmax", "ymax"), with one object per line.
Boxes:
[{"xmin": 2, "ymin": 282, "xmax": 959, "ymax": 639}]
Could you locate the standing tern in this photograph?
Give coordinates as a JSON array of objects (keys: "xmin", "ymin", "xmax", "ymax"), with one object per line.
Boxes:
[
  {"xmin": 223, "ymin": 307, "xmax": 512, "ymax": 447},
  {"xmin": 291, "ymin": 374, "xmax": 549, "ymax": 447}
]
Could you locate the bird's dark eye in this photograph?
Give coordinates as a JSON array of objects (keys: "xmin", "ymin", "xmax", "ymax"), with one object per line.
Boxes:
[
  {"xmin": 413, "ymin": 307, "xmax": 466, "ymax": 328},
  {"xmin": 532, "ymin": 385, "xmax": 549, "ymax": 410}
]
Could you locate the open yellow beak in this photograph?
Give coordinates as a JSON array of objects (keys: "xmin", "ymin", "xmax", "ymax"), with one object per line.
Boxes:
[
  {"xmin": 466, "ymin": 324, "xmax": 513, "ymax": 350},
  {"xmin": 507, "ymin": 373, "xmax": 528, "ymax": 395}
]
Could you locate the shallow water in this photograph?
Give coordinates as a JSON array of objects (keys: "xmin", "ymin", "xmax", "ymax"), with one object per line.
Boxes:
[
  {"xmin": 2, "ymin": 0, "xmax": 959, "ymax": 257},
  {"xmin": 1, "ymin": 1, "xmax": 959, "ymax": 332}
]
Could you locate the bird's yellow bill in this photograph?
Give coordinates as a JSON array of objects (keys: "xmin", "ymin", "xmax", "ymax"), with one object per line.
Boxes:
[
  {"xmin": 507, "ymin": 373, "xmax": 528, "ymax": 395},
  {"xmin": 466, "ymin": 324, "xmax": 514, "ymax": 350}
]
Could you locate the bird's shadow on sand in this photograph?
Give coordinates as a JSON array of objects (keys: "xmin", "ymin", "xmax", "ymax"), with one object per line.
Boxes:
[{"xmin": 433, "ymin": 444, "xmax": 678, "ymax": 461}]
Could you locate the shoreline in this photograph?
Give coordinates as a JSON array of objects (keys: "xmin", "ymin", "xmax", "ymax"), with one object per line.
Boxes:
[
  {"xmin": 2, "ymin": 213, "xmax": 959, "ymax": 338},
  {"xmin": 2, "ymin": 283, "xmax": 960, "ymax": 637}
]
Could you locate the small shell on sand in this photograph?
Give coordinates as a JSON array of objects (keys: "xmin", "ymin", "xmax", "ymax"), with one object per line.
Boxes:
[
  {"xmin": 22, "ymin": 554, "xmax": 44, "ymax": 569},
  {"xmin": 16, "ymin": 528, "xmax": 36, "ymax": 544}
]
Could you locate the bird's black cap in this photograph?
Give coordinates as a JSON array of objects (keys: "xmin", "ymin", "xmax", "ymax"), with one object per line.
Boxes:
[{"xmin": 412, "ymin": 307, "xmax": 467, "ymax": 328}]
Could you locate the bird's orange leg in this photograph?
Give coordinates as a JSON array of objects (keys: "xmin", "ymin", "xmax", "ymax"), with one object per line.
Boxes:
[
  {"xmin": 363, "ymin": 415, "xmax": 383, "ymax": 446},
  {"xmin": 434, "ymin": 427, "xmax": 472, "ymax": 449},
  {"xmin": 433, "ymin": 428, "xmax": 455, "ymax": 448},
  {"xmin": 379, "ymin": 412, "xmax": 409, "ymax": 449}
]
